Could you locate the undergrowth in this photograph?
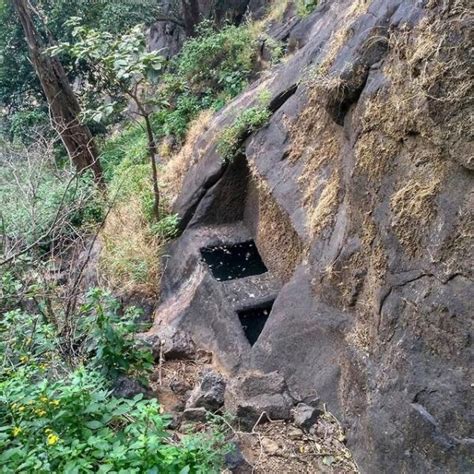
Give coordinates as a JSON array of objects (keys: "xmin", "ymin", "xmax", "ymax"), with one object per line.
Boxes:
[{"xmin": 0, "ymin": 286, "xmax": 229, "ymax": 472}]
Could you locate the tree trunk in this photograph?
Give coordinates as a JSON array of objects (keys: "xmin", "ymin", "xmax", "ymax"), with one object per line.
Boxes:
[
  {"xmin": 144, "ymin": 115, "xmax": 161, "ymax": 221},
  {"xmin": 181, "ymin": 0, "xmax": 201, "ymax": 37},
  {"xmin": 13, "ymin": 0, "xmax": 103, "ymax": 185}
]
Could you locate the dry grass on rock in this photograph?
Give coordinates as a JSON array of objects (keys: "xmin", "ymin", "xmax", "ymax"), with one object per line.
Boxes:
[
  {"xmin": 306, "ymin": 172, "xmax": 340, "ymax": 238},
  {"xmin": 248, "ymin": 164, "xmax": 305, "ymax": 282},
  {"xmin": 160, "ymin": 110, "xmax": 213, "ymax": 207}
]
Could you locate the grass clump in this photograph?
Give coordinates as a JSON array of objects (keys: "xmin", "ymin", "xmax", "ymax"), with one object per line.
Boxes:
[
  {"xmin": 160, "ymin": 110, "xmax": 213, "ymax": 206},
  {"xmin": 296, "ymin": 0, "xmax": 318, "ymax": 17},
  {"xmin": 217, "ymin": 92, "xmax": 271, "ymax": 161},
  {"xmin": 390, "ymin": 177, "xmax": 440, "ymax": 251},
  {"xmin": 99, "ymin": 160, "xmax": 164, "ymax": 296},
  {"xmin": 306, "ymin": 172, "xmax": 340, "ymax": 238},
  {"xmin": 99, "ymin": 124, "xmax": 149, "ymax": 181}
]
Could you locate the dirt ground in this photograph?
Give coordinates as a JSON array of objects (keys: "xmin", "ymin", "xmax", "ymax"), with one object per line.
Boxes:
[{"xmin": 149, "ymin": 357, "xmax": 358, "ymax": 473}]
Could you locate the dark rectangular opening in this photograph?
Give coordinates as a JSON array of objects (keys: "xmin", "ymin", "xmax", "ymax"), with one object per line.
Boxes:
[
  {"xmin": 200, "ymin": 240, "xmax": 268, "ymax": 281},
  {"xmin": 237, "ymin": 301, "xmax": 274, "ymax": 346}
]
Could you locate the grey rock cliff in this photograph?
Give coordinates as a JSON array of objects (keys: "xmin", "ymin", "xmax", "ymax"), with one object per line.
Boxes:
[{"xmin": 150, "ymin": 0, "xmax": 474, "ymax": 471}]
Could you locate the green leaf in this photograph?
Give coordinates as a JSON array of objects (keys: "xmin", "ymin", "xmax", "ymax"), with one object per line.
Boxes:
[
  {"xmin": 112, "ymin": 405, "xmax": 130, "ymax": 417},
  {"xmin": 85, "ymin": 420, "xmax": 103, "ymax": 430}
]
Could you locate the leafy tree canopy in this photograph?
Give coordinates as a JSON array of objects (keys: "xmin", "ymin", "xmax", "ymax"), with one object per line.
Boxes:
[{"xmin": 0, "ymin": 0, "xmax": 163, "ymax": 140}]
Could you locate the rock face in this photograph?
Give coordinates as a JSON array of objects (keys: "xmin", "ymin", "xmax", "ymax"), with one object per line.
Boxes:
[
  {"xmin": 186, "ymin": 369, "xmax": 226, "ymax": 411},
  {"xmin": 137, "ymin": 326, "xmax": 195, "ymax": 360},
  {"xmin": 150, "ymin": 0, "xmax": 473, "ymax": 471},
  {"xmin": 225, "ymin": 371, "xmax": 294, "ymax": 430},
  {"xmin": 293, "ymin": 403, "xmax": 322, "ymax": 430},
  {"xmin": 111, "ymin": 376, "xmax": 152, "ymax": 399}
]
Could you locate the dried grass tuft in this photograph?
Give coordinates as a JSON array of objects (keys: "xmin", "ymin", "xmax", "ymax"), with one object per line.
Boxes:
[
  {"xmin": 160, "ymin": 110, "xmax": 213, "ymax": 207},
  {"xmin": 306, "ymin": 172, "xmax": 340, "ymax": 238},
  {"xmin": 390, "ymin": 177, "xmax": 440, "ymax": 251},
  {"xmin": 98, "ymin": 110, "xmax": 213, "ymax": 295},
  {"xmin": 99, "ymin": 197, "xmax": 162, "ymax": 296}
]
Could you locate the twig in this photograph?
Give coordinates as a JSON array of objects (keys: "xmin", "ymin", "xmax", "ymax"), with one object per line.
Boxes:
[{"xmin": 158, "ymin": 339, "xmax": 165, "ymax": 386}]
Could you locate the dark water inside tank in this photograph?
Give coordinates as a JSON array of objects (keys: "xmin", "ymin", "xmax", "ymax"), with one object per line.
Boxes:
[
  {"xmin": 237, "ymin": 301, "xmax": 273, "ymax": 346},
  {"xmin": 200, "ymin": 240, "xmax": 268, "ymax": 281}
]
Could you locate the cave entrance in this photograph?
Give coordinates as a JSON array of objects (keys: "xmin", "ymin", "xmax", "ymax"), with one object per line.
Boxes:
[
  {"xmin": 237, "ymin": 300, "xmax": 274, "ymax": 346},
  {"xmin": 200, "ymin": 240, "xmax": 268, "ymax": 281}
]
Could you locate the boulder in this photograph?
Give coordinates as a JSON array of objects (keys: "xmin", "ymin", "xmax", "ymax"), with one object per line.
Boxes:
[
  {"xmin": 261, "ymin": 437, "xmax": 280, "ymax": 455},
  {"xmin": 170, "ymin": 378, "xmax": 191, "ymax": 396},
  {"xmin": 225, "ymin": 371, "xmax": 294, "ymax": 430},
  {"xmin": 224, "ymin": 441, "xmax": 253, "ymax": 473},
  {"xmin": 293, "ymin": 403, "xmax": 322, "ymax": 430},
  {"xmin": 182, "ymin": 407, "xmax": 208, "ymax": 422},
  {"xmin": 287, "ymin": 426, "xmax": 304, "ymax": 440},
  {"xmin": 137, "ymin": 327, "xmax": 195, "ymax": 361},
  {"xmin": 186, "ymin": 369, "xmax": 226, "ymax": 412},
  {"xmin": 111, "ymin": 376, "xmax": 152, "ymax": 399}
]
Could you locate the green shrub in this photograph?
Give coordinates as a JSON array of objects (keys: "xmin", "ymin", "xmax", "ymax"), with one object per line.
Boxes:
[
  {"xmin": 176, "ymin": 21, "xmax": 257, "ymax": 100},
  {"xmin": 296, "ymin": 0, "xmax": 319, "ymax": 16},
  {"xmin": 0, "ymin": 309, "xmax": 58, "ymax": 372},
  {"xmin": 151, "ymin": 213, "xmax": 180, "ymax": 239},
  {"xmin": 217, "ymin": 92, "xmax": 272, "ymax": 161},
  {"xmin": 8, "ymin": 109, "xmax": 50, "ymax": 144},
  {"xmin": 0, "ymin": 368, "xmax": 229, "ymax": 473},
  {"xmin": 79, "ymin": 288, "xmax": 153, "ymax": 381},
  {"xmin": 146, "ymin": 21, "xmax": 260, "ymax": 144}
]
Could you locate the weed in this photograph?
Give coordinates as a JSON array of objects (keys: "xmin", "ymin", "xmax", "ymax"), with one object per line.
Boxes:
[
  {"xmin": 296, "ymin": 0, "xmax": 318, "ymax": 17},
  {"xmin": 217, "ymin": 92, "xmax": 271, "ymax": 161}
]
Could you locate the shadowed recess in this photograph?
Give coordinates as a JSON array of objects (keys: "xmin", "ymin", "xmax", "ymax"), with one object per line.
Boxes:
[
  {"xmin": 200, "ymin": 240, "xmax": 268, "ymax": 281},
  {"xmin": 237, "ymin": 300, "xmax": 274, "ymax": 346}
]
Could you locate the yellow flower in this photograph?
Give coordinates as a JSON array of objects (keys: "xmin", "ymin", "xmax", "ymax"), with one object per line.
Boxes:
[
  {"xmin": 40, "ymin": 396, "xmax": 48, "ymax": 403},
  {"xmin": 47, "ymin": 433, "xmax": 60, "ymax": 446},
  {"xmin": 18, "ymin": 406, "xmax": 25, "ymax": 413},
  {"xmin": 12, "ymin": 427, "xmax": 22, "ymax": 437},
  {"xmin": 49, "ymin": 400, "xmax": 60, "ymax": 407},
  {"xmin": 19, "ymin": 355, "xmax": 29, "ymax": 363},
  {"xmin": 36, "ymin": 409, "xmax": 47, "ymax": 417}
]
